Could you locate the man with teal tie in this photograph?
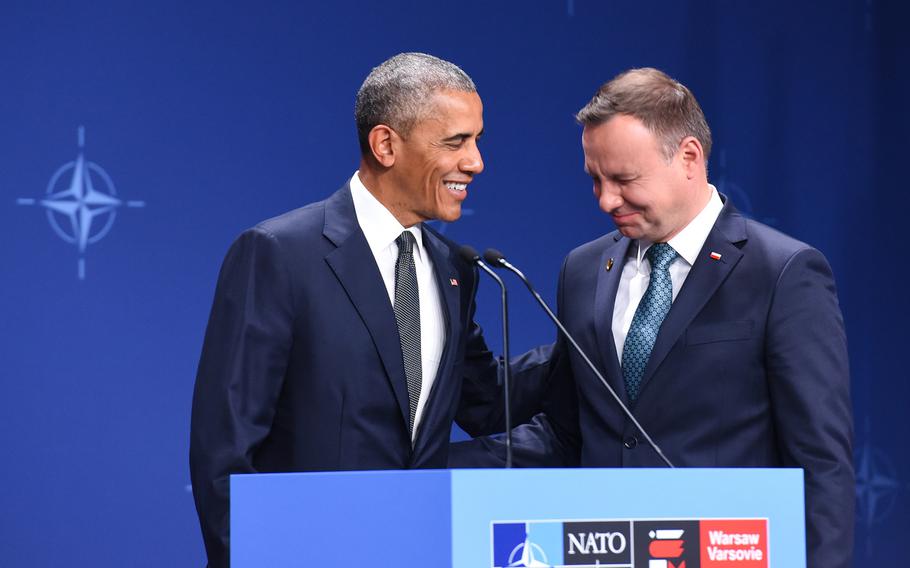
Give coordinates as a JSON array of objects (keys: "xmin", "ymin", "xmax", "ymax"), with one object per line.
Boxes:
[{"xmin": 453, "ymin": 67, "xmax": 854, "ymax": 568}]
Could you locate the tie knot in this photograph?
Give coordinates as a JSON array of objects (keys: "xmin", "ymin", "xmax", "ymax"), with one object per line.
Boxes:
[
  {"xmin": 646, "ymin": 242, "xmax": 677, "ymax": 271},
  {"xmin": 396, "ymin": 231, "xmax": 416, "ymax": 255}
]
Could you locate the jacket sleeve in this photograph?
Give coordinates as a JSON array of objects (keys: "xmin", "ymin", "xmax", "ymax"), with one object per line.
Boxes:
[
  {"xmin": 452, "ymin": 257, "xmax": 565, "ymax": 438},
  {"xmin": 454, "ymin": 321, "xmax": 557, "ymax": 437},
  {"xmin": 189, "ymin": 227, "xmax": 295, "ymax": 568},
  {"xmin": 449, "ymin": 338, "xmax": 581, "ymax": 468},
  {"xmin": 765, "ymin": 247, "xmax": 854, "ymax": 568},
  {"xmin": 450, "ymin": 256, "xmax": 582, "ymax": 467}
]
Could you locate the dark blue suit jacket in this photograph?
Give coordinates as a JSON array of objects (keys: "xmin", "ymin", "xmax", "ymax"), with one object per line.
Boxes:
[
  {"xmin": 453, "ymin": 198, "xmax": 854, "ymax": 568},
  {"xmin": 190, "ymin": 184, "xmax": 545, "ymax": 567}
]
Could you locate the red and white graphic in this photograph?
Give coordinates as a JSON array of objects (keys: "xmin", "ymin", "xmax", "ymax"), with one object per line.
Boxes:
[
  {"xmin": 648, "ymin": 528, "xmax": 686, "ymax": 568},
  {"xmin": 699, "ymin": 519, "xmax": 768, "ymax": 567}
]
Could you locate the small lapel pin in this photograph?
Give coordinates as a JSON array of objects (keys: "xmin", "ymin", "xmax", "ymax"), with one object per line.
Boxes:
[
  {"xmin": 709, "ymin": 252, "xmax": 722, "ymax": 261},
  {"xmin": 449, "ymin": 278, "xmax": 459, "ymax": 287},
  {"xmin": 606, "ymin": 258, "xmax": 614, "ymax": 271}
]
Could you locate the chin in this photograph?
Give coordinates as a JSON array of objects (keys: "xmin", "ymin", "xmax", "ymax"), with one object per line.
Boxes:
[{"xmin": 436, "ymin": 208, "xmax": 462, "ymax": 223}]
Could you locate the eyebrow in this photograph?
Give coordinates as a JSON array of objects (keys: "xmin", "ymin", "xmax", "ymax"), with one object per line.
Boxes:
[
  {"xmin": 583, "ymin": 167, "xmax": 637, "ymax": 180},
  {"xmin": 443, "ymin": 128, "xmax": 483, "ymax": 142}
]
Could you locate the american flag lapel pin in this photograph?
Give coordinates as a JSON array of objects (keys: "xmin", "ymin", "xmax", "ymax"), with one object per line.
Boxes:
[
  {"xmin": 709, "ymin": 252, "xmax": 722, "ymax": 261},
  {"xmin": 449, "ymin": 277, "xmax": 459, "ymax": 287}
]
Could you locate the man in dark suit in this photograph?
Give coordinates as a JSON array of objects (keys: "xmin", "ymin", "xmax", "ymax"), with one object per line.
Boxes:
[
  {"xmin": 190, "ymin": 53, "xmax": 542, "ymax": 567},
  {"xmin": 453, "ymin": 68, "xmax": 854, "ymax": 568}
]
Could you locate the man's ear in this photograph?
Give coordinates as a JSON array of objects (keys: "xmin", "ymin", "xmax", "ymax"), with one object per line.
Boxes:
[
  {"xmin": 367, "ymin": 125, "xmax": 397, "ymax": 168},
  {"xmin": 677, "ymin": 136, "xmax": 704, "ymax": 179}
]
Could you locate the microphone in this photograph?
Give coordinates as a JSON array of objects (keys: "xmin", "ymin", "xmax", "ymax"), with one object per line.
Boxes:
[
  {"xmin": 458, "ymin": 245, "xmax": 513, "ymax": 468},
  {"xmin": 483, "ymin": 248, "xmax": 674, "ymax": 468}
]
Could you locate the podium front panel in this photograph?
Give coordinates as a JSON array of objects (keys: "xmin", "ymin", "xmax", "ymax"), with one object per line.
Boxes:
[{"xmin": 232, "ymin": 468, "xmax": 804, "ymax": 567}]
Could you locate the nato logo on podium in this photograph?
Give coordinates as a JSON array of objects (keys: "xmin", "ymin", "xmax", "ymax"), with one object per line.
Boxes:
[{"xmin": 492, "ymin": 517, "xmax": 768, "ymax": 567}]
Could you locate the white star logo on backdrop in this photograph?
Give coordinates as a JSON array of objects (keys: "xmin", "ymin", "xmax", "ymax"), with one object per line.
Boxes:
[
  {"xmin": 42, "ymin": 153, "xmax": 122, "ymax": 252},
  {"xmin": 16, "ymin": 126, "xmax": 146, "ymax": 279}
]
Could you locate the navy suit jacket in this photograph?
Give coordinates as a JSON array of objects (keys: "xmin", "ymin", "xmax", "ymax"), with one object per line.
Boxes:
[
  {"xmin": 189, "ymin": 184, "xmax": 545, "ymax": 567},
  {"xmin": 453, "ymin": 198, "xmax": 854, "ymax": 568}
]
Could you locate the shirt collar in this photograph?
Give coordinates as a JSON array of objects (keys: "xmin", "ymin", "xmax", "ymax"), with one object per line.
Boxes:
[
  {"xmin": 633, "ymin": 184, "xmax": 724, "ymax": 266},
  {"xmin": 349, "ymin": 171, "xmax": 424, "ymax": 255}
]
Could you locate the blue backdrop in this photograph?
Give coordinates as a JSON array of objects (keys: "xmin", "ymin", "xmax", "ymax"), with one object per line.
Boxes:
[{"xmin": 1, "ymin": 1, "xmax": 906, "ymax": 565}]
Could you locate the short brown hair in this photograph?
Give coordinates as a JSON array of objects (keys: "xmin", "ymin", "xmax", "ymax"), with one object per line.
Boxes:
[{"xmin": 576, "ymin": 67, "xmax": 712, "ymax": 164}]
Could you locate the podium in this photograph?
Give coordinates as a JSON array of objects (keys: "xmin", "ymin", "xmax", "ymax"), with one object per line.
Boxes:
[{"xmin": 231, "ymin": 468, "xmax": 804, "ymax": 567}]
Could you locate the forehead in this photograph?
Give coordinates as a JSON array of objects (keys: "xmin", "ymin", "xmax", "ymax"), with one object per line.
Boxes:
[
  {"xmin": 582, "ymin": 114, "xmax": 661, "ymax": 171},
  {"xmin": 415, "ymin": 90, "xmax": 483, "ymax": 132}
]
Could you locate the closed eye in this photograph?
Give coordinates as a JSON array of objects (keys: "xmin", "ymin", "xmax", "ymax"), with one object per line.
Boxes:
[{"xmin": 442, "ymin": 129, "xmax": 482, "ymax": 149}]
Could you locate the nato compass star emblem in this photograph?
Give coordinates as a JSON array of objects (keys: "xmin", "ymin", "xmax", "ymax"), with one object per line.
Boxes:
[
  {"xmin": 508, "ymin": 530, "xmax": 550, "ymax": 567},
  {"xmin": 855, "ymin": 422, "xmax": 901, "ymax": 528},
  {"xmin": 16, "ymin": 126, "xmax": 145, "ymax": 279}
]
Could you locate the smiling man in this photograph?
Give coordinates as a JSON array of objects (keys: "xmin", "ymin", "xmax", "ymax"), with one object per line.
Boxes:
[{"xmin": 189, "ymin": 53, "xmax": 524, "ymax": 568}]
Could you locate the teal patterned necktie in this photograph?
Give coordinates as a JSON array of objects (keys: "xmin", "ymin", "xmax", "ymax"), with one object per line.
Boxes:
[{"xmin": 621, "ymin": 243, "xmax": 678, "ymax": 402}]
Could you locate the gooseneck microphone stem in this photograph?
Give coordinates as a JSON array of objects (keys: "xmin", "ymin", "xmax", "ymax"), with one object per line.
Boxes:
[
  {"xmin": 459, "ymin": 246, "xmax": 512, "ymax": 468},
  {"xmin": 483, "ymin": 249, "xmax": 674, "ymax": 469}
]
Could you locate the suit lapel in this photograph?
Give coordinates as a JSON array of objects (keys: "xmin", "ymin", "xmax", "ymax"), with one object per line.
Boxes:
[
  {"xmin": 322, "ymin": 184, "xmax": 410, "ymax": 428},
  {"xmin": 593, "ymin": 234, "xmax": 633, "ymax": 404},
  {"xmin": 636, "ymin": 200, "xmax": 747, "ymax": 400}
]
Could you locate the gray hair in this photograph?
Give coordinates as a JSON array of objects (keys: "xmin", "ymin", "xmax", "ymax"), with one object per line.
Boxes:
[
  {"xmin": 355, "ymin": 52, "xmax": 476, "ymax": 155},
  {"xmin": 576, "ymin": 67, "xmax": 712, "ymax": 165}
]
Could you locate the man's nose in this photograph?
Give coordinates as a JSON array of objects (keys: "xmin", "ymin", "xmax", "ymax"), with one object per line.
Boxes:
[
  {"xmin": 460, "ymin": 145, "xmax": 484, "ymax": 175},
  {"xmin": 598, "ymin": 185, "xmax": 623, "ymax": 213}
]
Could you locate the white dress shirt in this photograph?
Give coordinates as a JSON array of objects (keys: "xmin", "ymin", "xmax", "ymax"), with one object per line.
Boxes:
[
  {"xmin": 349, "ymin": 172, "xmax": 445, "ymax": 441},
  {"xmin": 612, "ymin": 186, "xmax": 724, "ymax": 361}
]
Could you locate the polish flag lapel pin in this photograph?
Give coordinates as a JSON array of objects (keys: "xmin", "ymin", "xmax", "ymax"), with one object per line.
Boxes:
[
  {"xmin": 449, "ymin": 278, "xmax": 459, "ymax": 287},
  {"xmin": 709, "ymin": 252, "xmax": 722, "ymax": 261}
]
